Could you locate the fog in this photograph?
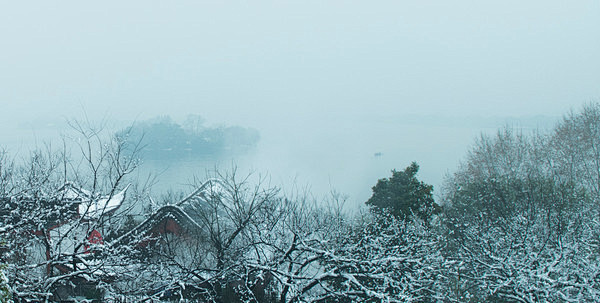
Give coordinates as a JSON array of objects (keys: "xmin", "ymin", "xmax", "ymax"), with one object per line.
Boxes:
[{"xmin": 1, "ymin": 1, "xmax": 599, "ymax": 206}]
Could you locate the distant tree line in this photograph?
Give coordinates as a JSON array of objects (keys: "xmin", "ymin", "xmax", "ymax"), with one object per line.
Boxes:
[{"xmin": 118, "ymin": 115, "xmax": 260, "ymax": 160}]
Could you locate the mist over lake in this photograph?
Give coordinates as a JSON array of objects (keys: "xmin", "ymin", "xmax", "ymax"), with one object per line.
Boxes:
[
  {"xmin": 145, "ymin": 114, "xmax": 561, "ymax": 206},
  {"xmin": 0, "ymin": 0, "xmax": 595, "ymax": 210},
  {"xmin": 2, "ymin": 113, "xmax": 556, "ymax": 210}
]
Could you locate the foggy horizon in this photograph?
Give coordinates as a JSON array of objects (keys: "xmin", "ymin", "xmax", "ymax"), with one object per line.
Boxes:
[
  {"xmin": 1, "ymin": 0, "xmax": 599, "ymax": 206},
  {"xmin": 0, "ymin": 112, "xmax": 563, "ymax": 208}
]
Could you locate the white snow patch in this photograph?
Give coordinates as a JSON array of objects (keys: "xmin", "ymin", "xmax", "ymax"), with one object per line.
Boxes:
[{"xmin": 79, "ymin": 184, "xmax": 130, "ymax": 220}]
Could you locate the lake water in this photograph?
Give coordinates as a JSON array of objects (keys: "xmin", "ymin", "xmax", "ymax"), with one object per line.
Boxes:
[
  {"xmin": 3, "ymin": 115, "xmax": 557, "ymax": 209},
  {"xmin": 137, "ymin": 117, "xmax": 502, "ymax": 208}
]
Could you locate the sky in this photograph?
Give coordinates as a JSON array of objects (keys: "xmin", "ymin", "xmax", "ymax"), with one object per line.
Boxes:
[{"xmin": 0, "ymin": 1, "xmax": 599, "ymax": 203}]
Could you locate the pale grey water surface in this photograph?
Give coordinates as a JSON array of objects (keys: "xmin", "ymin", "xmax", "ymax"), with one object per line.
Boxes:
[
  {"xmin": 122, "ymin": 115, "xmax": 558, "ymax": 207},
  {"xmin": 2, "ymin": 114, "xmax": 558, "ymax": 207}
]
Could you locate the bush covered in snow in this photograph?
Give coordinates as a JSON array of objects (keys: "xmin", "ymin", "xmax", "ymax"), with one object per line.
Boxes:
[{"xmin": 2, "ymin": 104, "xmax": 600, "ymax": 301}]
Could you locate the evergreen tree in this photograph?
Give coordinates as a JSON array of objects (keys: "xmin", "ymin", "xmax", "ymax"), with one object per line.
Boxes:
[{"xmin": 366, "ymin": 162, "xmax": 438, "ymax": 221}]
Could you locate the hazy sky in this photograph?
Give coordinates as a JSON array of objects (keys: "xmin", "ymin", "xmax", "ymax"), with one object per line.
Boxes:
[
  {"xmin": 1, "ymin": 1, "xmax": 599, "ymax": 203},
  {"xmin": 1, "ymin": 1, "xmax": 598, "ymax": 127}
]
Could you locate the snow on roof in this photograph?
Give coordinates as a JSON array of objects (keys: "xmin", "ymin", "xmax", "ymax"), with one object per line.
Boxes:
[
  {"xmin": 108, "ymin": 204, "xmax": 203, "ymax": 248},
  {"xmin": 78, "ymin": 184, "xmax": 130, "ymax": 220},
  {"xmin": 56, "ymin": 182, "xmax": 93, "ymax": 200},
  {"xmin": 177, "ymin": 178, "xmax": 231, "ymax": 207}
]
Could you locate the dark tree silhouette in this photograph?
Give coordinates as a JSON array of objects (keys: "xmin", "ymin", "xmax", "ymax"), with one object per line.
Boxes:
[{"xmin": 366, "ymin": 162, "xmax": 438, "ymax": 221}]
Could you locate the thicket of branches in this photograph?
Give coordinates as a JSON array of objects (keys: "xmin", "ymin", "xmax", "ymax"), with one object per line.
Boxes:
[
  {"xmin": 0, "ymin": 120, "xmax": 149, "ymax": 301},
  {"xmin": 441, "ymin": 103, "xmax": 600, "ymax": 302},
  {"xmin": 1, "ymin": 104, "xmax": 600, "ymax": 302}
]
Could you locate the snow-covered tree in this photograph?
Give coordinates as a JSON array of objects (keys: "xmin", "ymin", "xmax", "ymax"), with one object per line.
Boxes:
[
  {"xmin": 0, "ymin": 121, "xmax": 145, "ymax": 301},
  {"xmin": 441, "ymin": 104, "xmax": 600, "ymax": 301},
  {"xmin": 0, "ymin": 264, "xmax": 10, "ymax": 303}
]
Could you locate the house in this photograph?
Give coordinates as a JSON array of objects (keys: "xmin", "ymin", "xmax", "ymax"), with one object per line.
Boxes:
[
  {"xmin": 106, "ymin": 178, "xmax": 272, "ymax": 301},
  {"xmin": 0, "ymin": 183, "xmax": 129, "ymax": 273},
  {"xmin": 111, "ymin": 178, "xmax": 226, "ymax": 246}
]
